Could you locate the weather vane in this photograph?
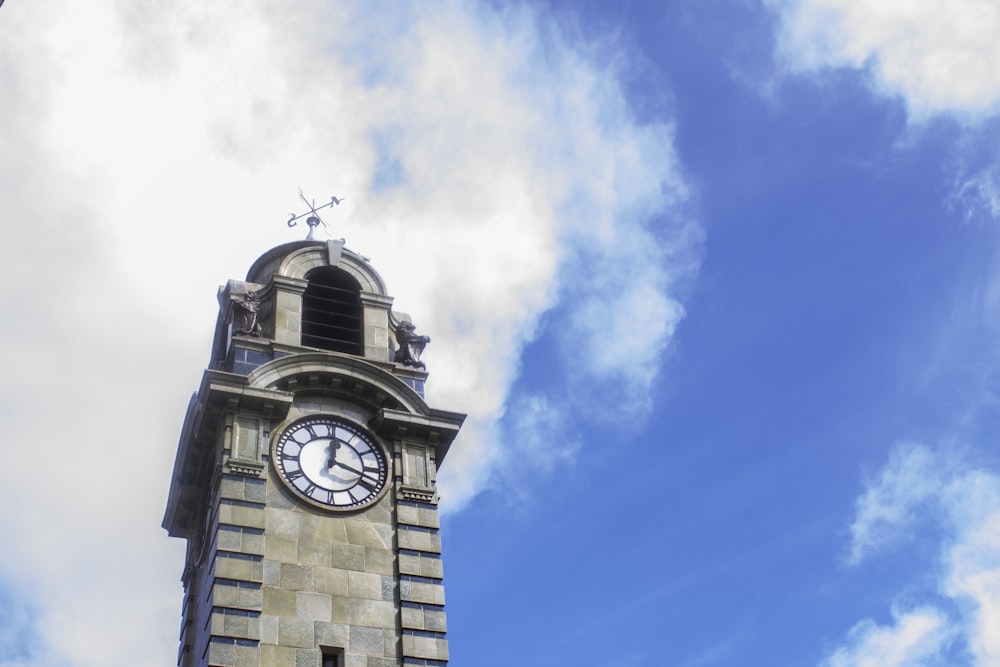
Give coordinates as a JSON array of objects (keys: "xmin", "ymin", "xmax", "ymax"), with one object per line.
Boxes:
[{"xmin": 287, "ymin": 188, "xmax": 345, "ymax": 240}]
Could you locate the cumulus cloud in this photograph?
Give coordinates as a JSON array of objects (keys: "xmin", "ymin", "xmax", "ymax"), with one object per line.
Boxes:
[
  {"xmin": 828, "ymin": 444, "xmax": 1000, "ymax": 666},
  {"xmin": 0, "ymin": 1, "xmax": 695, "ymax": 665},
  {"xmin": 769, "ymin": 0, "xmax": 1000, "ymax": 119}
]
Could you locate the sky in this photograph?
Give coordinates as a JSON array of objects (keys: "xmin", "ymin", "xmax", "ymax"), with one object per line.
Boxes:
[{"xmin": 1, "ymin": 0, "xmax": 1000, "ymax": 666}]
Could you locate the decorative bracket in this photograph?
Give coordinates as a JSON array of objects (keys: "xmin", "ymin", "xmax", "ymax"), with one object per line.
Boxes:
[
  {"xmin": 226, "ymin": 459, "xmax": 265, "ymax": 477},
  {"xmin": 398, "ymin": 484, "xmax": 436, "ymax": 503}
]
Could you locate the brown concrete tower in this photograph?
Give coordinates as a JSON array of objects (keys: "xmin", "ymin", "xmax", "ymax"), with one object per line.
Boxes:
[{"xmin": 163, "ymin": 239, "xmax": 464, "ymax": 667}]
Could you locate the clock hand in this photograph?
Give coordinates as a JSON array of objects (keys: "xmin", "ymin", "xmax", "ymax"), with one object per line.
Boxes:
[
  {"xmin": 326, "ymin": 441, "xmax": 341, "ymax": 469},
  {"xmin": 328, "ymin": 459, "xmax": 364, "ymax": 476}
]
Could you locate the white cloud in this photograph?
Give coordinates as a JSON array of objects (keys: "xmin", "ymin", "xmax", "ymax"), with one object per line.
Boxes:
[
  {"xmin": 503, "ymin": 393, "xmax": 580, "ymax": 478},
  {"xmin": 822, "ymin": 606, "xmax": 953, "ymax": 667},
  {"xmin": 0, "ymin": 1, "xmax": 695, "ymax": 665},
  {"xmin": 831, "ymin": 444, "xmax": 1000, "ymax": 666},
  {"xmin": 941, "ymin": 471, "xmax": 1000, "ymax": 665},
  {"xmin": 847, "ymin": 444, "xmax": 949, "ymax": 565},
  {"xmin": 769, "ymin": 0, "xmax": 1000, "ymax": 119},
  {"xmin": 561, "ymin": 216, "xmax": 694, "ymax": 415},
  {"xmin": 952, "ymin": 162, "xmax": 1000, "ymax": 223}
]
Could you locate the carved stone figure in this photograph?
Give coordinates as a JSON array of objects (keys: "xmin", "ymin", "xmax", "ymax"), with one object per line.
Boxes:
[
  {"xmin": 394, "ymin": 321, "xmax": 430, "ymax": 369},
  {"xmin": 232, "ymin": 292, "xmax": 262, "ymax": 336}
]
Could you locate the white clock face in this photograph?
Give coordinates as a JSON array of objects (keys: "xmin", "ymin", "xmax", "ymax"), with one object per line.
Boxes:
[{"xmin": 274, "ymin": 416, "xmax": 388, "ymax": 509}]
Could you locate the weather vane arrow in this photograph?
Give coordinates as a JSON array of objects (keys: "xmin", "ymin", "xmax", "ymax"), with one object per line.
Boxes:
[{"xmin": 287, "ymin": 188, "xmax": 345, "ymax": 240}]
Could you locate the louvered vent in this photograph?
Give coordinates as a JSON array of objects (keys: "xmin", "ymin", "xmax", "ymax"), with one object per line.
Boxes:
[{"xmin": 301, "ymin": 268, "xmax": 363, "ymax": 355}]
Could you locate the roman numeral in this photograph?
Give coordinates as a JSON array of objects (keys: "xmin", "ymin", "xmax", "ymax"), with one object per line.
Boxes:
[{"xmin": 358, "ymin": 470, "xmax": 382, "ymax": 492}]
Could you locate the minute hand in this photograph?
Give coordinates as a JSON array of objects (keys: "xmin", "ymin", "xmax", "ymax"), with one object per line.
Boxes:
[{"xmin": 329, "ymin": 459, "xmax": 364, "ymax": 476}]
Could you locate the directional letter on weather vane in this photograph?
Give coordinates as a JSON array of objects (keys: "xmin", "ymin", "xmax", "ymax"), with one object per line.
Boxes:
[{"xmin": 287, "ymin": 188, "xmax": 345, "ymax": 240}]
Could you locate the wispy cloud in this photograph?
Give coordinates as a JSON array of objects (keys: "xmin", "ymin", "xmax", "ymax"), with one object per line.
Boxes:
[
  {"xmin": 0, "ymin": 583, "xmax": 40, "ymax": 666},
  {"xmin": 828, "ymin": 444, "xmax": 1000, "ymax": 666},
  {"xmin": 766, "ymin": 1, "xmax": 1000, "ymax": 443},
  {"xmin": 506, "ymin": 393, "xmax": 580, "ymax": 472},
  {"xmin": 821, "ymin": 606, "xmax": 953, "ymax": 667},
  {"xmin": 952, "ymin": 155, "xmax": 1000, "ymax": 225},
  {"xmin": 941, "ymin": 470, "xmax": 1000, "ymax": 663},
  {"xmin": 847, "ymin": 444, "xmax": 951, "ymax": 565}
]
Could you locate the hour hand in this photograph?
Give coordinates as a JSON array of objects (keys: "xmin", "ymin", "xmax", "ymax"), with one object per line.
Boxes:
[{"xmin": 326, "ymin": 442, "xmax": 341, "ymax": 469}]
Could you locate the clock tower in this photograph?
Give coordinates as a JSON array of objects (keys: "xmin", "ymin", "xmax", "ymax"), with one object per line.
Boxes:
[{"xmin": 163, "ymin": 238, "xmax": 465, "ymax": 667}]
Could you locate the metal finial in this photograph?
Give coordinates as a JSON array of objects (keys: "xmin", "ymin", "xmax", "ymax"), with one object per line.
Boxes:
[{"xmin": 287, "ymin": 188, "xmax": 345, "ymax": 240}]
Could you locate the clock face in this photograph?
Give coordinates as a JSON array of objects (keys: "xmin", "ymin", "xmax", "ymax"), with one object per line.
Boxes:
[{"xmin": 273, "ymin": 416, "xmax": 388, "ymax": 509}]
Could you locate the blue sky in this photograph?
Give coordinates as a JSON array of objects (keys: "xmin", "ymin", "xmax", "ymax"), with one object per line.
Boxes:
[{"xmin": 2, "ymin": 1, "xmax": 1000, "ymax": 666}]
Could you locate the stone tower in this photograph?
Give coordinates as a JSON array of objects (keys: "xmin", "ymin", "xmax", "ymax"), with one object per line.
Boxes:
[{"xmin": 163, "ymin": 239, "xmax": 465, "ymax": 667}]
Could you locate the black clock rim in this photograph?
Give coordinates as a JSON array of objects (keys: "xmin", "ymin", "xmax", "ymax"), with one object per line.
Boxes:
[{"xmin": 271, "ymin": 414, "xmax": 390, "ymax": 512}]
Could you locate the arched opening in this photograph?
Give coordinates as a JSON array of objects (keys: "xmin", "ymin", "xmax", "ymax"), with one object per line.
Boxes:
[{"xmin": 301, "ymin": 267, "xmax": 364, "ymax": 355}]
